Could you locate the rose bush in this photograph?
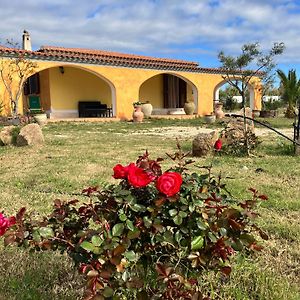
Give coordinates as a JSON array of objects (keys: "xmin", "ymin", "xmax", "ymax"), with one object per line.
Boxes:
[
  {"xmin": 1, "ymin": 147, "xmax": 268, "ymax": 299},
  {"xmin": 0, "ymin": 213, "xmax": 15, "ymax": 236}
]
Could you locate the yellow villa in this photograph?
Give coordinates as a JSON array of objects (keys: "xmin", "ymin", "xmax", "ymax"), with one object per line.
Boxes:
[{"xmin": 0, "ymin": 32, "xmax": 262, "ymax": 120}]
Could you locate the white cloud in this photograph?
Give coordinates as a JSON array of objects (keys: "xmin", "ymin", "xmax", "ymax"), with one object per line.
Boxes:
[{"xmin": 0, "ymin": 0, "xmax": 299, "ymax": 66}]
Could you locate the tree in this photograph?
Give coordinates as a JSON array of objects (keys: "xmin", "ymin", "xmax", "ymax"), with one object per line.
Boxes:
[
  {"xmin": 0, "ymin": 41, "xmax": 37, "ymax": 116},
  {"xmin": 277, "ymin": 69, "xmax": 300, "ymax": 118},
  {"xmin": 218, "ymin": 42, "xmax": 285, "ymax": 154}
]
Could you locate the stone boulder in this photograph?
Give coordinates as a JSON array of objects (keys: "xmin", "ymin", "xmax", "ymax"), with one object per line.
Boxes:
[
  {"xmin": 16, "ymin": 124, "xmax": 44, "ymax": 147},
  {"xmin": 222, "ymin": 119, "xmax": 257, "ymax": 150},
  {"xmin": 0, "ymin": 126, "xmax": 16, "ymax": 146},
  {"xmin": 192, "ymin": 131, "xmax": 218, "ymax": 157}
]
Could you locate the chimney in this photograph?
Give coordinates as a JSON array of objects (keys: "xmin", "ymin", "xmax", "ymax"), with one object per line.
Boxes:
[{"xmin": 22, "ymin": 30, "xmax": 32, "ymax": 51}]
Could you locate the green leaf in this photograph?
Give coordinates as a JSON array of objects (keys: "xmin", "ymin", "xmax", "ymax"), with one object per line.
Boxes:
[
  {"xmin": 118, "ymin": 190, "xmax": 131, "ymax": 196},
  {"xmin": 191, "ymin": 236, "xmax": 204, "ymax": 250},
  {"xmin": 80, "ymin": 241, "xmax": 95, "ymax": 252},
  {"xmin": 208, "ymin": 232, "xmax": 218, "ymax": 243},
  {"xmin": 126, "ymin": 219, "xmax": 135, "ymax": 231},
  {"xmin": 103, "ymin": 287, "xmax": 114, "ymax": 298},
  {"xmin": 124, "ymin": 250, "xmax": 137, "ymax": 262},
  {"xmin": 178, "ymin": 211, "xmax": 188, "ymax": 218},
  {"xmin": 174, "ymin": 231, "xmax": 183, "ymax": 244},
  {"xmin": 164, "ymin": 230, "xmax": 174, "ymax": 244},
  {"xmin": 143, "ymin": 216, "xmax": 152, "ymax": 228},
  {"xmin": 122, "ymin": 270, "xmax": 130, "ymax": 281},
  {"xmin": 32, "ymin": 230, "xmax": 41, "ymax": 242},
  {"xmin": 39, "ymin": 227, "xmax": 54, "ymax": 239},
  {"xmin": 188, "ymin": 204, "xmax": 195, "ymax": 212},
  {"xmin": 91, "ymin": 235, "xmax": 103, "ymax": 247},
  {"xmin": 119, "ymin": 214, "xmax": 127, "ymax": 221},
  {"xmin": 196, "ymin": 220, "xmax": 207, "ymax": 230},
  {"xmin": 131, "ymin": 204, "xmax": 146, "ymax": 212},
  {"xmin": 240, "ymin": 233, "xmax": 255, "ymax": 245},
  {"xmin": 173, "ymin": 215, "xmax": 183, "ymax": 225},
  {"xmin": 232, "ymin": 239, "xmax": 243, "ymax": 251},
  {"xmin": 169, "ymin": 209, "xmax": 178, "ymax": 217},
  {"xmin": 127, "ymin": 228, "xmax": 140, "ymax": 239},
  {"xmin": 220, "ymin": 227, "xmax": 227, "ymax": 236},
  {"xmin": 112, "ymin": 223, "xmax": 125, "ymax": 237}
]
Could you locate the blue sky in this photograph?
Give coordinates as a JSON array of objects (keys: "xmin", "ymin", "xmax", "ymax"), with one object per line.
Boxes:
[{"xmin": 1, "ymin": 0, "xmax": 300, "ymax": 85}]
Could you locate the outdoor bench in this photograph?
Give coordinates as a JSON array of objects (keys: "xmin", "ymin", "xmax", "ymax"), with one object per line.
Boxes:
[{"xmin": 78, "ymin": 101, "xmax": 112, "ymax": 118}]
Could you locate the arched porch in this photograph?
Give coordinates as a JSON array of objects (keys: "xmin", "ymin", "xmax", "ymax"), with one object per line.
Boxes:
[
  {"xmin": 139, "ymin": 73, "xmax": 198, "ymax": 115},
  {"xmin": 23, "ymin": 65, "xmax": 116, "ymax": 118}
]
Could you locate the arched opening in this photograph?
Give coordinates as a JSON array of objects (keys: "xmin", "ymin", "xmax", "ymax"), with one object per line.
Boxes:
[
  {"xmin": 23, "ymin": 65, "xmax": 116, "ymax": 118},
  {"xmin": 214, "ymin": 80, "xmax": 255, "ymax": 111},
  {"xmin": 139, "ymin": 73, "xmax": 198, "ymax": 115}
]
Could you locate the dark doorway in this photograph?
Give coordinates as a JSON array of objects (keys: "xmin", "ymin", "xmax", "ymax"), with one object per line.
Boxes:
[{"xmin": 163, "ymin": 74, "xmax": 187, "ymax": 108}]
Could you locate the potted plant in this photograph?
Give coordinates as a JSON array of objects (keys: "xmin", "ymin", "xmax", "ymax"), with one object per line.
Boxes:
[{"xmin": 132, "ymin": 101, "xmax": 144, "ymax": 122}]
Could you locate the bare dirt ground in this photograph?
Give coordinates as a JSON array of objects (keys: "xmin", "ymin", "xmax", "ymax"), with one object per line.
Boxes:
[{"xmin": 130, "ymin": 126, "xmax": 294, "ymax": 138}]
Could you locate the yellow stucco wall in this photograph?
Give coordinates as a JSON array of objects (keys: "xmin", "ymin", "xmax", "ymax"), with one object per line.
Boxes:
[
  {"xmin": 49, "ymin": 66, "xmax": 112, "ymax": 110},
  {"xmin": 0, "ymin": 58, "xmax": 262, "ymax": 119},
  {"xmin": 139, "ymin": 74, "xmax": 163, "ymax": 107}
]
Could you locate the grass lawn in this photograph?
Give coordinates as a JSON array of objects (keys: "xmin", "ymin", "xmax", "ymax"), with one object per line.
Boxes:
[{"xmin": 0, "ymin": 117, "xmax": 299, "ymax": 299}]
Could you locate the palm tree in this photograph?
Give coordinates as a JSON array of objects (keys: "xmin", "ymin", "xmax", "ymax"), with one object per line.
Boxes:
[{"xmin": 277, "ymin": 69, "xmax": 300, "ymax": 118}]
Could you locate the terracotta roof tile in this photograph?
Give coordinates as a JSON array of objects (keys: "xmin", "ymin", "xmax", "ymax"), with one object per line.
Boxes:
[
  {"xmin": 0, "ymin": 45, "xmax": 249, "ymax": 75},
  {"xmin": 37, "ymin": 46, "xmax": 200, "ymax": 71}
]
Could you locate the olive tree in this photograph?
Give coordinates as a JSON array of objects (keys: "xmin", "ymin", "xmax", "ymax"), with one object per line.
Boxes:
[{"xmin": 218, "ymin": 42, "xmax": 285, "ymax": 154}]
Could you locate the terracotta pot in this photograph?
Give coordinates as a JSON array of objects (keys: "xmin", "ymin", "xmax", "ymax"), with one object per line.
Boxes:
[
  {"xmin": 132, "ymin": 106, "xmax": 144, "ymax": 122},
  {"xmin": 141, "ymin": 103, "xmax": 153, "ymax": 118},
  {"xmin": 215, "ymin": 103, "xmax": 224, "ymax": 119},
  {"xmin": 184, "ymin": 102, "xmax": 195, "ymax": 115}
]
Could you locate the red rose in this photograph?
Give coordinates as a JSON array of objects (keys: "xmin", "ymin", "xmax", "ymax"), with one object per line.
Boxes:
[
  {"xmin": 0, "ymin": 213, "xmax": 15, "ymax": 236},
  {"xmin": 214, "ymin": 139, "xmax": 222, "ymax": 151},
  {"xmin": 113, "ymin": 164, "xmax": 129, "ymax": 179},
  {"xmin": 127, "ymin": 163, "xmax": 153, "ymax": 188},
  {"xmin": 156, "ymin": 172, "xmax": 182, "ymax": 197}
]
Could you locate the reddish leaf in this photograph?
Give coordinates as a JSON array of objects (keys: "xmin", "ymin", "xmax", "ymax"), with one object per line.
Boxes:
[
  {"xmin": 154, "ymin": 198, "xmax": 166, "ymax": 207},
  {"xmin": 113, "ymin": 244, "xmax": 126, "ymax": 256},
  {"xmin": 249, "ymin": 188, "xmax": 257, "ymax": 194},
  {"xmin": 4, "ymin": 234, "xmax": 16, "ymax": 246},
  {"xmin": 258, "ymin": 194, "xmax": 268, "ymax": 200},
  {"xmin": 16, "ymin": 207, "xmax": 26, "ymax": 221},
  {"xmin": 220, "ymin": 266, "xmax": 232, "ymax": 276},
  {"xmin": 249, "ymin": 243, "xmax": 263, "ymax": 251}
]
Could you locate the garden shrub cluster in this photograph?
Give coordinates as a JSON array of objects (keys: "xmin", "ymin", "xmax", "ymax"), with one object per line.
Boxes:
[{"xmin": 1, "ymin": 146, "xmax": 268, "ymax": 299}]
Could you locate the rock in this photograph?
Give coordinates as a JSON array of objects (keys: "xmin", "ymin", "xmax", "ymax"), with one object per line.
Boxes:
[
  {"xmin": 0, "ymin": 126, "xmax": 16, "ymax": 146},
  {"xmin": 192, "ymin": 131, "xmax": 218, "ymax": 157},
  {"xmin": 221, "ymin": 119, "xmax": 258, "ymax": 153},
  {"xmin": 16, "ymin": 124, "xmax": 44, "ymax": 147}
]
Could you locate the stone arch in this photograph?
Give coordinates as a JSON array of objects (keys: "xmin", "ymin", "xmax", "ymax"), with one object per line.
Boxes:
[
  {"xmin": 138, "ymin": 72, "xmax": 198, "ymax": 114},
  {"xmin": 25, "ymin": 63, "xmax": 117, "ymax": 118},
  {"xmin": 213, "ymin": 79, "xmax": 255, "ymax": 109}
]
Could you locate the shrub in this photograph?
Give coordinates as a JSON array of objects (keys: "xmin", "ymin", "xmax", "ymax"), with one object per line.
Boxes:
[{"xmin": 1, "ymin": 146, "xmax": 268, "ymax": 299}]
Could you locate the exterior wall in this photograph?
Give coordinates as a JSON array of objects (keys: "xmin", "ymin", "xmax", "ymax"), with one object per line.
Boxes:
[
  {"xmin": 139, "ymin": 74, "xmax": 163, "ymax": 108},
  {"xmin": 48, "ymin": 66, "xmax": 112, "ymax": 117},
  {"xmin": 0, "ymin": 58, "xmax": 262, "ymax": 119}
]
